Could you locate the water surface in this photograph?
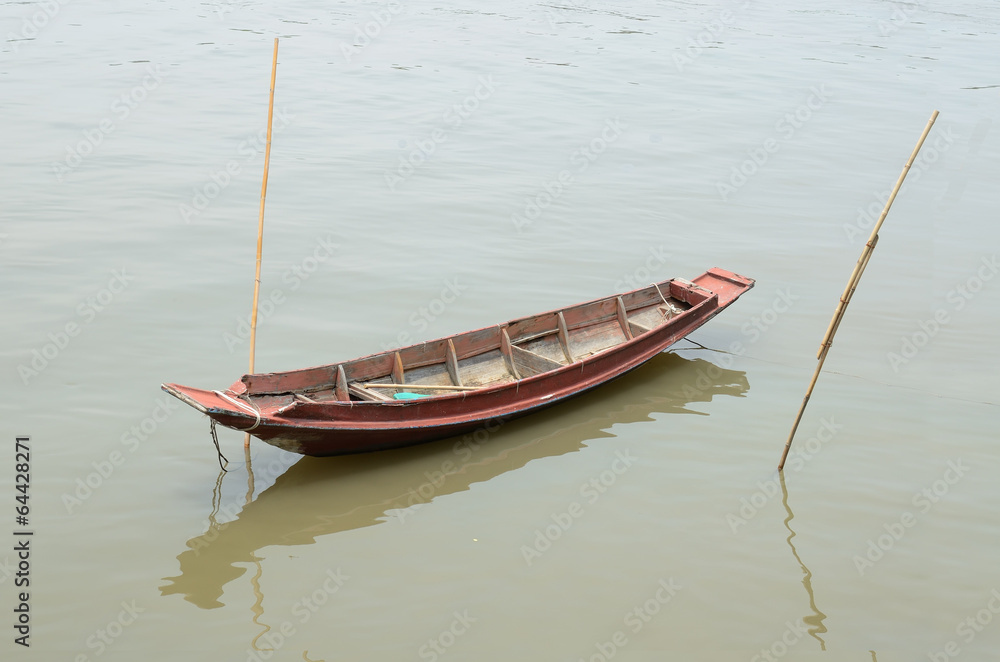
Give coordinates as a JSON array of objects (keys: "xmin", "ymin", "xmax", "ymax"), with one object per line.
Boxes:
[{"xmin": 2, "ymin": 0, "xmax": 999, "ymax": 659}]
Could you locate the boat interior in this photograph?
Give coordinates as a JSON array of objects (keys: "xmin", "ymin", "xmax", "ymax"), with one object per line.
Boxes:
[{"xmin": 240, "ymin": 281, "xmax": 702, "ymax": 404}]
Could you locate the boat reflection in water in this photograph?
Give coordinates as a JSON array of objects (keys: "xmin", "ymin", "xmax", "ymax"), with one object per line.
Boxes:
[{"xmin": 160, "ymin": 351, "xmax": 749, "ymax": 609}]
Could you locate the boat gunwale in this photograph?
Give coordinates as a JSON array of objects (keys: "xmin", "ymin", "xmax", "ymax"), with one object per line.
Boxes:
[
  {"xmin": 234, "ymin": 277, "xmax": 710, "ymax": 400},
  {"xmin": 237, "ymin": 292, "xmax": 719, "ymax": 422},
  {"xmin": 159, "ymin": 268, "xmax": 755, "ymax": 445},
  {"xmin": 170, "ymin": 302, "xmax": 710, "ymax": 436}
]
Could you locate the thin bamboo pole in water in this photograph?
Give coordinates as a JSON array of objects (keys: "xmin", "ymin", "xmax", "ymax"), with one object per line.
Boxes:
[
  {"xmin": 246, "ymin": 38, "xmax": 280, "ymax": 450},
  {"xmin": 778, "ymin": 110, "xmax": 939, "ymax": 470}
]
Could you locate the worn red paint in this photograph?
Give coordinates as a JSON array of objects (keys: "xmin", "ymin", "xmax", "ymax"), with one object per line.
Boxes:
[{"xmin": 162, "ymin": 268, "xmax": 754, "ymax": 456}]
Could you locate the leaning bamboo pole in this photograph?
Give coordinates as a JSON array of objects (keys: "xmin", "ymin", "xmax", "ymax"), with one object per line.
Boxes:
[
  {"xmin": 778, "ymin": 110, "xmax": 939, "ymax": 470},
  {"xmin": 246, "ymin": 38, "xmax": 280, "ymax": 449},
  {"xmin": 364, "ymin": 383, "xmax": 482, "ymax": 391}
]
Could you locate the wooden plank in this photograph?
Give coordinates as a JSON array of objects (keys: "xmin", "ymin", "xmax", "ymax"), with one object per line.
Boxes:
[
  {"xmin": 392, "ymin": 352, "xmax": 405, "ymax": 385},
  {"xmin": 616, "ymin": 296, "xmax": 633, "ymax": 341},
  {"xmin": 500, "ymin": 328, "xmax": 521, "ymax": 380},
  {"xmin": 348, "ymin": 384, "xmax": 394, "ymax": 402},
  {"xmin": 511, "ymin": 328, "xmax": 559, "ymax": 346},
  {"xmin": 446, "ymin": 339, "xmax": 463, "ymax": 387},
  {"xmin": 669, "ymin": 279, "xmax": 710, "ymax": 305},
  {"xmin": 403, "ymin": 362, "xmax": 454, "ymax": 388},
  {"xmin": 520, "ymin": 335, "xmax": 568, "ymax": 365},
  {"xmin": 450, "ymin": 326, "xmax": 501, "ymax": 361},
  {"xmin": 631, "ymin": 305, "xmax": 670, "ymax": 331},
  {"xmin": 335, "ymin": 365, "xmax": 350, "ymax": 402},
  {"xmin": 506, "ymin": 312, "xmax": 559, "ymax": 344},
  {"xmin": 511, "ymin": 344, "xmax": 564, "ymax": 378},
  {"xmin": 241, "ymin": 365, "xmax": 335, "ymax": 395},
  {"xmin": 395, "ymin": 342, "xmax": 441, "ymax": 369},
  {"xmin": 557, "ymin": 311, "xmax": 574, "ymax": 363},
  {"xmin": 629, "ymin": 320, "xmax": 652, "ymax": 337},
  {"xmin": 567, "ymin": 320, "xmax": 628, "ymax": 357},
  {"xmin": 342, "ymin": 353, "xmax": 395, "ymax": 383},
  {"xmin": 561, "ymin": 297, "xmax": 617, "ymax": 329},
  {"xmin": 456, "ymin": 350, "xmax": 511, "ymax": 387},
  {"xmin": 620, "ymin": 286, "xmax": 666, "ymax": 312},
  {"xmin": 397, "ymin": 340, "xmax": 447, "ymax": 370}
]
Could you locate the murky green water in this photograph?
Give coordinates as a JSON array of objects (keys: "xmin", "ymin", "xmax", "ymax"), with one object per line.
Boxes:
[{"xmin": 2, "ymin": 0, "xmax": 999, "ymax": 659}]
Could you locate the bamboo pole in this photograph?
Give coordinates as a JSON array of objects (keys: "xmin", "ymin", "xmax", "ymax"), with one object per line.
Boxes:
[
  {"xmin": 778, "ymin": 110, "xmax": 939, "ymax": 470},
  {"xmin": 245, "ymin": 37, "xmax": 279, "ymax": 449},
  {"xmin": 364, "ymin": 383, "xmax": 483, "ymax": 391}
]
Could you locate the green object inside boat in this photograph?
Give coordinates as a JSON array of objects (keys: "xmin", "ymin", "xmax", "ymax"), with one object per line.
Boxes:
[{"xmin": 393, "ymin": 392, "xmax": 431, "ymax": 401}]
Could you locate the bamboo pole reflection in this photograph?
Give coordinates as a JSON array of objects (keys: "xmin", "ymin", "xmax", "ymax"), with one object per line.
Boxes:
[
  {"xmin": 210, "ymin": 446, "xmax": 271, "ymax": 651},
  {"xmin": 245, "ymin": 443, "xmax": 255, "ymax": 503},
  {"xmin": 779, "ymin": 472, "xmax": 828, "ymax": 649},
  {"xmin": 244, "ymin": 441, "xmax": 269, "ymax": 651},
  {"xmin": 249, "ymin": 554, "xmax": 271, "ymax": 652}
]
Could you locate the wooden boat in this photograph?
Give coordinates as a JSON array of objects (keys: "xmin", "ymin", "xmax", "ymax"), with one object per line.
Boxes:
[{"xmin": 162, "ymin": 268, "xmax": 753, "ymax": 456}]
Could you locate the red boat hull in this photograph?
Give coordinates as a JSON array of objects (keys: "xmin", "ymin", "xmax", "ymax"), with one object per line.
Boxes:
[{"xmin": 162, "ymin": 268, "xmax": 753, "ymax": 456}]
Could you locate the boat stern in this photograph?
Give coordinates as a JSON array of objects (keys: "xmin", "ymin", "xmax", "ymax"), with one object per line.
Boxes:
[
  {"xmin": 161, "ymin": 382, "xmax": 213, "ymax": 414},
  {"xmin": 691, "ymin": 268, "xmax": 755, "ymax": 308},
  {"xmin": 161, "ymin": 382, "xmax": 256, "ymax": 421}
]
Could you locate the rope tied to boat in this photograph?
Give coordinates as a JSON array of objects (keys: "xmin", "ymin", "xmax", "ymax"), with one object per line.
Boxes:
[
  {"xmin": 213, "ymin": 390, "xmax": 263, "ymax": 431},
  {"xmin": 652, "ymin": 282, "xmax": 680, "ymax": 317},
  {"xmin": 209, "ymin": 419, "xmax": 229, "ymax": 472}
]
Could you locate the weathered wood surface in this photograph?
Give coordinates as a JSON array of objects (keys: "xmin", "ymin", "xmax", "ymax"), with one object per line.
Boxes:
[
  {"xmin": 511, "ymin": 343, "xmax": 565, "ymax": 378},
  {"xmin": 162, "ymin": 268, "xmax": 755, "ymax": 457}
]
